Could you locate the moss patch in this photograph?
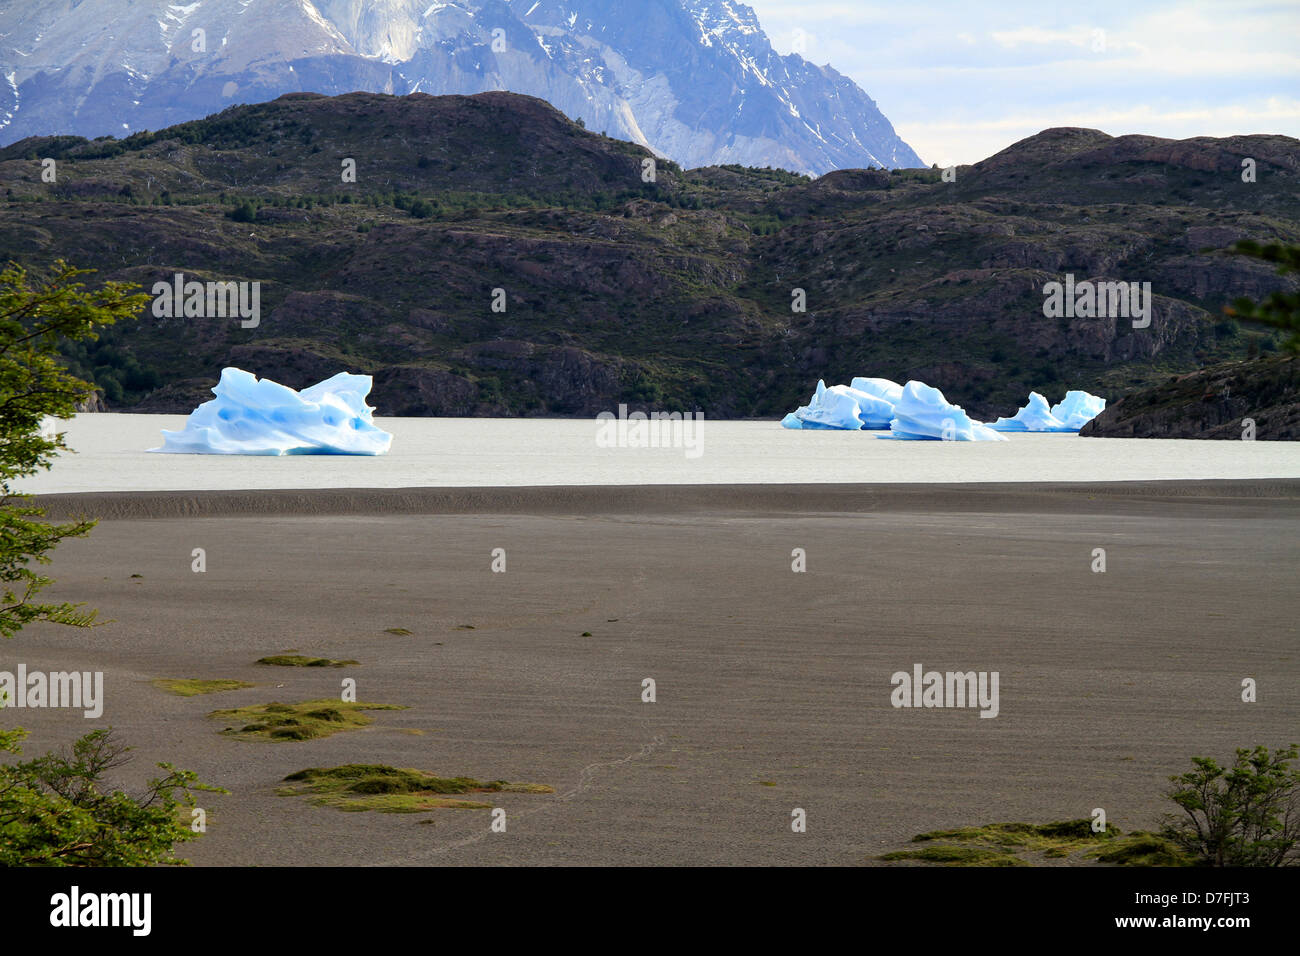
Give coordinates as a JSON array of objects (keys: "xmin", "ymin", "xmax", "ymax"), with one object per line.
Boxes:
[
  {"xmin": 210, "ymin": 699, "xmax": 405, "ymax": 741},
  {"xmin": 881, "ymin": 845, "xmax": 1026, "ymax": 866},
  {"xmin": 880, "ymin": 819, "xmax": 1192, "ymax": 866},
  {"xmin": 1094, "ymin": 833, "xmax": 1194, "ymax": 866},
  {"xmin": 153, "ymin": 678, "xmax": 254, "ymax": 697},
  {"xmin": 256, "ymin": 654, "xmax": 358, "ymax": 668},
  {"xmin": 278, "ymin": 764, "xmax": 554, "ymax": 813}
]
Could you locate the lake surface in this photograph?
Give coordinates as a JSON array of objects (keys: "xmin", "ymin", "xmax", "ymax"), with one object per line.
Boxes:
[{"xmin": 18, "ymin": 414, "xmax": 1300, "ymax": 495}]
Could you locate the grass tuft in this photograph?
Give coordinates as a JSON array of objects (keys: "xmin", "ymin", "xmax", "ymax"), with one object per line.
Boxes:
[
  {"xmin": 257, "ymin": 654, "xmax": 358, "ymax": 667},
  {"xmin": 279, "ymin": 764, "xmax": 554, "ymax": 813},
  {"xmin": 152, "ymin": 678, "xmax": 254, "ymax": 697},
  {"xmin": 880, "ymin": 819, "xmax": 1193, "ymax": 866},
  {"xmin": 209, "ymin": 699, "xmax": 405, "ymax": 741}
]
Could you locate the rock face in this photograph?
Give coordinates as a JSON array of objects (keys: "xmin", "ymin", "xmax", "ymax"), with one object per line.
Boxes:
[
  {"xmin": 1080, "ymin": 355, "xmax": 1300, "ymax": 440},
  {"xmin": 0, "ymin": 0, "xmax": 922, "ymax": 174}
]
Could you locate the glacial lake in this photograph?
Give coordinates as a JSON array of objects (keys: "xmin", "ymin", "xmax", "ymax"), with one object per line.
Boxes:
[{"xmin": 16, "ymin": 414, "xmax": 1300, "ymax": 495}]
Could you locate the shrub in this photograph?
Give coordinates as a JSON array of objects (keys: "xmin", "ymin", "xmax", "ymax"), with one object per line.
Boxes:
[{"xmin": 1161, "ymin": 745, "xmax": 1300, "ymax": 866}]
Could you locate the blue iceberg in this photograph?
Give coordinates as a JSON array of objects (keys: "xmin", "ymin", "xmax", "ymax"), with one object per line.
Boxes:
[
  {"xmin": 989, "ymin": 391, "xmax": 1071, "ymax": 432},
  {"xmin": 150, "ymin": 367, "xmax": 393, "ymax": 455},
  {"xmin": 1051, "ymin": 390, "xmax": 1106, "ymax": 430},
  {"xmin": 781, "ymin": 377, "xmax": 902, "ymax": 430},
  {"xmin": 989, "ymin": 390, "xmax": 1106, "ymax": 432},
  {"xmin": 849, "ymin": 377, "xmax": 905, "ymax": 405},
  {"xmin": 888, "ymin": 381, "xmax": 1007, "ymax": 441}
]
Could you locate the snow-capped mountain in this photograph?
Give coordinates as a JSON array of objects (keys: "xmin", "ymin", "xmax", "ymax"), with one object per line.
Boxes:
[{"xmin": 0, "ymin": 0, "xmax": 923, "ymax": 173}]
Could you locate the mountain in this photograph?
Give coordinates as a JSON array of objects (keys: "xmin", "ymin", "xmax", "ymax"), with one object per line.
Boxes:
[
  {"xmin": 0, "ymin": 93, "xmax": 1296, "ymax": 419},
  {"xmin": 0, "ymin": 0, "xmax": 922, "ymax": 174}
]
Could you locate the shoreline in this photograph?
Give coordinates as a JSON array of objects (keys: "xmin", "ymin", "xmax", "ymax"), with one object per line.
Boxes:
[{"xmin": 32, "ymin": 478, "xmax": 1300, "ymax": 521}]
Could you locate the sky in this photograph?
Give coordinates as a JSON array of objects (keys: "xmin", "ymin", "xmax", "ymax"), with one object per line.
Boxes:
[{"xmin": 747, "ymin": 0, "xmax": 1300, "ymax": 167}]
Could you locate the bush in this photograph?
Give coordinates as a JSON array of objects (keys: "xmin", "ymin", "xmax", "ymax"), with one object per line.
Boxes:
[
  {"xmin": 1161, "ymin": 744, "xmax": 1300, "ymax": 866},
  {"xmin": 227, "ymin": 202, "xmax": 257, "ymax": 223},
  {"xmin": 0, "ymin": 730, "xmax": 220, "ymax": 865}
]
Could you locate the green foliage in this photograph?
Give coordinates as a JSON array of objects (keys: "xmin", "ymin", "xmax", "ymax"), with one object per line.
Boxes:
[
  {"xmin": 279, "ymin": 764, "xmax": 553, "ymax": 813},
  {"xmin": 151, "ymin": 678, "xmax": 255, "ymax": 696},
  {"xmin": 227, "ymin": 202, "xmax": 258, "ymax": 223},
  {"xmin": 0, "ymin": 729, "xmax": 224, "ymax": 866},
  {"xmin": 1161, "ymin": 744, "xmax": 1300, "ymax": 866},
  {"xmin": 0, "ymin": 260, "xmax": 148, "ymax": 638},
  {"xmin": 256, "ymin": 654, "xmax": 358, "ymax": 667},
  {"xmin": 210, "ymin": 699, "xmax": 406, "ymax": 741},
  {"xmin": 1225, "ymin": 241, "xmax": 1300, "ymax": 351},
  {"xmin": 59, "ymin": 325, "xmax": 161, "ymax": 406},
  {"xmin": 880, "ymin": 818, "xmax": 1195, "ymax": 867},
  {"xmin": 0, "ymin": 263, "xmax": 217, "ymax": 866}
]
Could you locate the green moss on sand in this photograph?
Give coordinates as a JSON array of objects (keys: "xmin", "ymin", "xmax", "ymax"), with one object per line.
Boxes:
[
  {"xmin": 879, "ymin": 819, "xmax": 1194, "ymax": 866},
  {"xmin": 210, "ymin": 699, "xmax": 405, "ymax": 741},
  {"xmin": 153, "ymin": 678, "xmax": 254, "ymax": 697},
  {"xmin": 881, "ymin": 845, "xmax": 1026, "ymax": 866},
  {"xmin": 256, "ymin": 655, "xmax": 358, "ymax": 667},
  {"xmin": 279, "ymin": 764, "xmax": 554, "ymax": 813}
]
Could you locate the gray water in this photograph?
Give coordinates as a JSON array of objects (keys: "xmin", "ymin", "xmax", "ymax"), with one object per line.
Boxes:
[{"xmin": 17, "ymin": 414, "xmax": 1300, "ymax": 495}]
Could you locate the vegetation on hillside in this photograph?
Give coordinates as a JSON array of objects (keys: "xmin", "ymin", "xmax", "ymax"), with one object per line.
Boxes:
[{"xmin": 0, "ymin": 94, "xmax": 1296, "ymax": 419}]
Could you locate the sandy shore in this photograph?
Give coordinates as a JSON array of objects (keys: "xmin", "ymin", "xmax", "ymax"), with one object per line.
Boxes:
[{"xmin": 11, "ymin": 480, "xmax": 1299, "ymax": 865}]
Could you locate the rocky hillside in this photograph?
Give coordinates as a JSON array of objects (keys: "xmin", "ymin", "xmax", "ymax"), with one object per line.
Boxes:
[
  {"xmin": 1081, "ymin": 354, "xmax": 1300, "ymax": 440},
  {"xmin": 0, "ymin": 93, "xmax": 1296, "ymax": 419},
  {"xmin": 0, "ymin": 0, "xmax": 922, "ymax": 174}
]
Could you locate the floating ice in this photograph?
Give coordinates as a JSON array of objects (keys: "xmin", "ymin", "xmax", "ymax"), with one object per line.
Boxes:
[
  {"xmin": 1051, "ymin": 390, "xmax": 1106, "ymax": 430},
  {"xmin": 989, "ymin": 390, "xmax": 1106, "ymax": 432},
  {"xmin": 149, "ymin": 367, "xmax": 393, "ymax": 455},
  {"xmin": 888, "ymin": 381, "xmax": 1007, "ymax": 441},
  {"xmin": 780, "ymin": 377, "xmax": 901, "ymax": 430},
  {"xmin": 849, "ymin": 377, "xmax": 904, "ymax": 405},
  {"xmin": 789, "ymin": 380, "xmax": 863, "ymax": 430},
  {"xmin": 989, "ymin": 392, "xmax": 1071, "ymax": 432},
  {"xmin": 780, "ymin": 377, "xmax": 1099, "ymax": 439},
  {"xmin": 842, "ymin": 382, "xmax": 898, "ymax": 429}
]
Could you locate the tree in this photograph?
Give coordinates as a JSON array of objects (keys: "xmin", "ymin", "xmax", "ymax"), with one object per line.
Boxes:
[
  {"xmin": 1224, "ymin": 241, "xmax": 1300, "ymax": 351},
  {"xmin": 0, "ymin": 730, "xmax": 217, "ymax": 865},
  {"xmin": 0, "ymin": 260, "xmax": 145, "ymax": 638},
  {"xmin": 1161, "ymin": 744, "xmax": 1300, "ymax": 866},
  {"xmin": 0, "ymin": 260, "xmax": 219, "ymax": 865}
]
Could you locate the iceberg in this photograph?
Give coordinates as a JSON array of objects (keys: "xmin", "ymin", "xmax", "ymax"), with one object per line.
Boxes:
[
  {"xmin": 989, "ymin": 389, "xmax": 1106, "ymax": 432},
  {"xmin": 888, "ymin": 381, "xmax": 1007, "ymax": 441},
  {"xmin": 849, "ymin": 377, "xmax": 905, "ymax": 405},
  {"xmin": 1051, "ymin": 390, "xmax": 1106, "ymax": 430},
  {"xmin": 149, "ymin": 367, "xmax": 393, "ymax": 456},
  {"xmin": 780, "ymin": 377, "xmax": 901, "ymax": 430},
  {"xmin": 790, "ymin": 380, "xmax": 866, "ymax": 430},
  {"xmin": 841, "ymin": 382, "xmax": 899, "ymax": 429},
  {"xmin": 989, "ymin": 391, "xmax": 1071, "ymax": 432}
]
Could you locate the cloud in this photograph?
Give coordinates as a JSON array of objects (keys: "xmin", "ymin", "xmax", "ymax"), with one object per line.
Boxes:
[
  {"xmin": 749, "ymin": 0, "xmax": 1300, "ymax": 166},
  {"xmin": 896, "ymin": 97, "xmax": 1300, "ymax": 167}
]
